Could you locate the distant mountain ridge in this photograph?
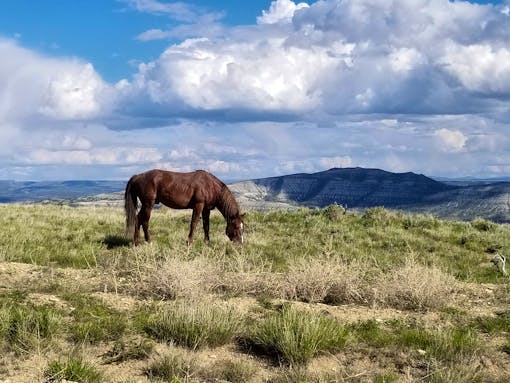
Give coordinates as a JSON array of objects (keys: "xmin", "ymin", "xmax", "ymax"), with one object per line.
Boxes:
[
  {"xmin": 2, "ymin": 168, "xmax": 510, "ymax": 223},
  {"xmin": 229, "ymin": 167, "xmax": 510, "ymax": 223},
  {"xmin": 0, "ymin": 180, "xmax": 124, "ymax": 203},
  {"xmin": 229, "ymin": 168, "xmax": 453, "ymax": 208}
]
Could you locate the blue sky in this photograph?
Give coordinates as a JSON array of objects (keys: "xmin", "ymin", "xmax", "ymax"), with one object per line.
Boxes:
[{"xmin": 1, "ymin": 0, "xmax": 510, "ymax": 181}]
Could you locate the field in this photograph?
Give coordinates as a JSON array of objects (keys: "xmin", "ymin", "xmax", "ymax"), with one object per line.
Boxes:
[{"xmin": 0, "ymin": 204, "xmax": 509, "ymax": 382}]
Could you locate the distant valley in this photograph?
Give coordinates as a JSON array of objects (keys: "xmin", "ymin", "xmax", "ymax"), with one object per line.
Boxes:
[{"xmin": 2, "ymin": 168, "xmax": 510, "ymax": 223}]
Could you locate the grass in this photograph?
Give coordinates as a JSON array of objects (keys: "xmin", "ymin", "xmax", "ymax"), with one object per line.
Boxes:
[
  {"xmin": 45, "ymin": 356, "xmax": 102, "ymax": 383},
  {"xmin": 249, "ymin": 305, "xmax": 350, "ymax": 365},
  {"xmin": 145, "ymin": 349, "xmax": 196, "ymax": 382},
  {"xmin": 0, "ymin": 296, "xmax": 62, "ymax": 354},
  {"xmin": 138, "ymin": 301, "xmax": 243, "ymax": 349},
  {"xmin": 0, "ymin": 204, "xmax": 510, "ymax": 381},
  {"xmin": 64, "ymin": 294, "xmax": 128, "ymax": 344}
]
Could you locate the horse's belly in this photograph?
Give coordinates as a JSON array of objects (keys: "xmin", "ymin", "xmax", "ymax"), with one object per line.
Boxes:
[{"xmin": 159, "ymin": 196, "xmax": 193, "ymax": 209}]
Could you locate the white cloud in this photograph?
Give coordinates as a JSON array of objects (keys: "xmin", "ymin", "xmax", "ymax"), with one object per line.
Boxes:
[
  {"xmin": 440, "ymin": 43, "xmax": 510, "ymax": 95},
  {"xmin": 434, "ymin": 128, "xmax": 467, "ymax": 153},
  {"xmin": 257, "ymin": 0, "xmax": 309, "ymax": 25},
  {"xmin": 118, "ymin": 0, "xmax": 510, "ymax": 117},
  {"xmin": 24, "ymin": 147, "xmax": 162, "ymax": 166},
  {"xmin": 3, "ymin": 0, "xmax": 510, "ymax": 181},
  {"xmin": 0, "ymin": 38, "xmax": 110, "ymax": 122}
]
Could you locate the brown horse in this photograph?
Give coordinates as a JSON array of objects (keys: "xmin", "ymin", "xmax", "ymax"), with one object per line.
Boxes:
[{"xmin": 124, "ymin": 169, "xmax": 245, "ymax": 245}]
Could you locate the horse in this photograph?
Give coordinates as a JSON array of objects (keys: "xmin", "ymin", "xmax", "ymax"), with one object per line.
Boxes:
[{"xmin": 124, "ymin": 169, "xmax": 245, "ymax": 246}]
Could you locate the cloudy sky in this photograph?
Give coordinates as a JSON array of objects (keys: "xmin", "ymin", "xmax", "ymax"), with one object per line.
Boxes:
[{"xmin": 1, "ymin": 0, "xmax": 509, "ymax": 181}]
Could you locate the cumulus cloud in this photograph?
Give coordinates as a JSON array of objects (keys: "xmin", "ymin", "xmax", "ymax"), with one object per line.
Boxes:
[
  {"xmin": 116, "ymin": 0, "xmax": 510, "ymax": 120},
  {"xmin": 0, "ymin": 38, "xmax": 110, "ymax": 122},
  {"xmin": 3, "ymin": 0, "xmax": 510, "ymax": 180},
  {"xmin": 257, "ymin": 0, "xmax": 309, "ymax": 25}
]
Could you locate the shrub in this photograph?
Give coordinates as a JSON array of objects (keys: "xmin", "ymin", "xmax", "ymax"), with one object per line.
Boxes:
[
  {"xmin": 283, "ymin": 259, "xmax": 369, "ymax": 305},
  {"xmin": 250, "ymin": 306, "xmax": 349, "ymax": 365},
  {"xmin": 471, "ymin": 217, "xmax": 496, "ymax": 232},
  {"xmin": 377, "ymin": 261, "xmax": 459, "ymax": 311},
  {"xmin": 323, "ymin": 204, "xmax": 346, "ymax": 221}
]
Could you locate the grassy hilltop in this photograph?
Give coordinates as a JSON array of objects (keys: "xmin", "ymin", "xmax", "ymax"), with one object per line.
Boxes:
[{"xmin": 0, "ymin": 204, "xmax": 509, "ymax": 382}]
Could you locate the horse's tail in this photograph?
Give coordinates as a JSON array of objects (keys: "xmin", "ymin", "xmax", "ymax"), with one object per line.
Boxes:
[{"xmin": 124, "ymin": 176, "xmax": 138, "ymax": 238}]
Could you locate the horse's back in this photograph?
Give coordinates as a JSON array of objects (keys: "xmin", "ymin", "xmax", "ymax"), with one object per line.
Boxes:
[{"xmin": 132, "ymin": 169, "xmax": 222, "ymax": 208}]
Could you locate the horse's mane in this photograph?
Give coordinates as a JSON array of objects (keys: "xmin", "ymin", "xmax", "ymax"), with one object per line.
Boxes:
[{"xmin": 216, "ymin": 184, "xmax": 241, "ymax": 221}]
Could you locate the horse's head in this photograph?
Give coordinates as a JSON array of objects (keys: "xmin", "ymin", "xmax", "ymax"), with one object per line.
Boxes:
[{"xmin": 226, "ymin": 214, "xmax": 245, "ymax": 244}]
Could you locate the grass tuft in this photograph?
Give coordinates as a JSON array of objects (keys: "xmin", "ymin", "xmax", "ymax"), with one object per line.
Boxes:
[
  {"xmin": 0, "ymin": 301, "xmax": 61, "ymax": 354},
  {"xmin": 145, "ymin": 349, "xmax": 196, "ymax": 381},
  {"xmin": 45, "ymin": 357, "xmax": 102, "ymax": 383},
  {"xmin": 139, "ymin": 301, "xmax": 242, "ymax": 350},
  {"xmin": 249, "ymin": 306, "xmax": 349, "ymax": 365}
]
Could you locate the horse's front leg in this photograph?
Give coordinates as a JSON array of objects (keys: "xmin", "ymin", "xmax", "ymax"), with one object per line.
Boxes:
[
  {"xmin": 202, "ymin": 209, "xmax": 210, "ymax": 243},
  {"xmin": 187, "ymin": 203, "xmax": 204, "ymax": 246}
]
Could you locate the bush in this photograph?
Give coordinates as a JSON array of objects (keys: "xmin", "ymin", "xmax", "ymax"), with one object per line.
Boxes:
[
  {"xmin": 323, "ymin": 204, "xmax": 346, "ymax": 221},
  {"xmin": 471, "ymin": 217, "xmax": 496, "ymax": 232},
  {"xmin": 377, "ymin": 261, "xmax": 459, "ymax": 311}
]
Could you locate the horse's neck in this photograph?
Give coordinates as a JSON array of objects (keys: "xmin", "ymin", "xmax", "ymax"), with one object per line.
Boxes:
[{"xmin": 216, "ymin": 189, "xmax": 239, "ymax": 221}]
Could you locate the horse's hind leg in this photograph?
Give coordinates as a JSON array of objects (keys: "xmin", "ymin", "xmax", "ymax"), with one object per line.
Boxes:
[{"xmin": 138, "ymin": 203, "xmax": 154, "ymax": 243}]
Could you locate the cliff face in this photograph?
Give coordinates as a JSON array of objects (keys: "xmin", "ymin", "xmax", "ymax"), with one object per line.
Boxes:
[
  {"xmin": 229, "ymin": 168, "xmax": 510, "ymax": 222},
  {"xmin": 230, "ymin": 168, "xmax": 454, "ymax": 208}
]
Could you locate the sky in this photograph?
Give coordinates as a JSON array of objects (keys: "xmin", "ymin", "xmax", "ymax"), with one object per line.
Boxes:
[{"xmin": 1, "ymin": 0, "xmax": 510, "ymax": 181}]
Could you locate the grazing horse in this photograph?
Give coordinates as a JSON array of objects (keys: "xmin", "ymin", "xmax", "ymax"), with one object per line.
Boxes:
[{"xmin": 124, "ymin": 169, "xmax": 245, "ymax": 245}]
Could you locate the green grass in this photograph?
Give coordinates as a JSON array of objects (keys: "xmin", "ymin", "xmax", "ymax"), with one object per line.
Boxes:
[
  {"xmin": 0, "ymin": 297, "xmax": 62, "ymax": 354},
  {"xmin": 45, "ymin": 357, "xmax": 102, "ymax": 383},
  {"xmin": 63, "ymin": 294, "xmax": 128, "ymax": 344},
  {"xmin": 0, "ymin": 204, "xmax": 510, "ymax": 381},
  {"xmin": 398, "ymin": 326, "xmax": 480, "ymax": 361},
  {"xmin": 138, "ymin": 302, "xmax": 243, "ymax": 350},
  {"xmin": 249, "ymin": 305, "xmax": 349, "ymax": 365},
  {"xmin": 1, "ymin": 204, "xmax": 509, "ymax": 283},
  {"xmin": 145, "ymin": 350, "xmax": 196, "ymax": 382},
  {"xmin": 474, "ymin": 311, "xmax": 510, "ymax": 334}
]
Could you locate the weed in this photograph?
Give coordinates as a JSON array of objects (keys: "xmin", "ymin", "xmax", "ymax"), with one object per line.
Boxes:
[
  {"xmin": 471, "ymin": 217, "xmax": 497, "ymax": 232},
  {"xmin": 204, "ymin": 359, "xmax": 258, "ymax": 383}
]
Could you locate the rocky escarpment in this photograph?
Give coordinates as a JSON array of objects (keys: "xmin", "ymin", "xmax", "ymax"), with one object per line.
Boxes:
[{"xmin": 230, "ymin": 168, "xmax": 455, "ymax": 209}]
